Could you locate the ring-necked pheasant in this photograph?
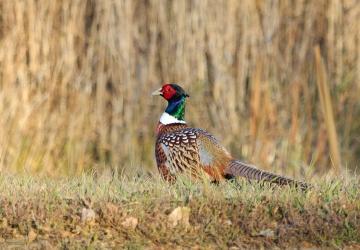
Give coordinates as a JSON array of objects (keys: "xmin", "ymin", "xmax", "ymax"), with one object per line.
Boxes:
[{"xmin": 152, "ymin": 83, "xmax": 308, "ymax": 189}]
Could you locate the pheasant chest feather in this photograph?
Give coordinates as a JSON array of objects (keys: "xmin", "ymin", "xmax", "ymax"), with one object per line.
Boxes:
[
  {"xmin": 157, "ymin": 129, "xmax": 200, "ymax": 175},
  {"xmin": 155, "ymin": 126, "xmax": 232, "ymax": 180},
  {"xmin": 159, "ymin": 129, "xmax": 197, "ymax": 147}
]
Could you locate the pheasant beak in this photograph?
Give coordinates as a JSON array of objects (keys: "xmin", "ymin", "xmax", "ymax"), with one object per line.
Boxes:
[{"xmin": 151, "ymin": 88, "xmax": 163, "ymax": 96}]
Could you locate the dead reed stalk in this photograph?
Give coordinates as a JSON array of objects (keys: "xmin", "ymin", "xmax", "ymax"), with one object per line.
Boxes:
[{"xmin": 314, "ymin": 45, "xmax": 342, "ymax": 174}]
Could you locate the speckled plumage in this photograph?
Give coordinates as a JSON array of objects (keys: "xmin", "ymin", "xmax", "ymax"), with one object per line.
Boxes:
[
  {"xmin": 155, "ymin": 122, "xmax": 308, "ymax": 189},
  {"xmin": 155, "ymin": 123, "xmax": 232, "ymax": 182}
]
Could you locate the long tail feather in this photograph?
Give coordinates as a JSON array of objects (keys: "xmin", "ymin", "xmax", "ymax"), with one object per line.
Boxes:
[{"xmin": 225, "ymin": 160, "xmax": 309, "ymax": 190}]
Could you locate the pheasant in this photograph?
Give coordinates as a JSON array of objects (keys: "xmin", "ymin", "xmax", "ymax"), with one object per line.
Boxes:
[{"xmin": 152, "ymin": 83, "xmax": 309, "ymax": 189}]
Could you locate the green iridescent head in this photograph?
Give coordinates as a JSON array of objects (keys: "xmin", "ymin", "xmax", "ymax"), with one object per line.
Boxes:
[{"xmin": 151, "ymin": 83, "xmax": 189, "ymax": 121}]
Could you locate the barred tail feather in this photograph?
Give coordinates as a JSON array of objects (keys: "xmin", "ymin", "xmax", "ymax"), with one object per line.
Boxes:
[{"xmin": 225, "ymin": 160, "xmax": 309, "ymax": 190}]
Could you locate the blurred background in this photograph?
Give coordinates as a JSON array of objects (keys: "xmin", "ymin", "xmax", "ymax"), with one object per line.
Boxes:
[{"xmin": 0, "ymin": 0, "xmax": 358, "ymax": 177}]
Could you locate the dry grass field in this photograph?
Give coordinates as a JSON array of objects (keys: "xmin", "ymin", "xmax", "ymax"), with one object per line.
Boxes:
[
  {"xmin": 0, "ymin": 0, "xmax": 358, "ymax": 176},
  {"xmin": 0, "ymin": 0, "xmax": 359, "ymax": 248}
]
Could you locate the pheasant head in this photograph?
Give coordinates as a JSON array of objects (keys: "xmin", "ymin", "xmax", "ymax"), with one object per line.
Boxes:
[{"xmin": 152, "ymin": 83, "xmax": 189, "ymax": 125}]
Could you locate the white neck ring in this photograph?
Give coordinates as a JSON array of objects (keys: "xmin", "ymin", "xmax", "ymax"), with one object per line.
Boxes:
[{"xmin": 159, "ymin": 112, "xmax": 186, "ymax": 125}]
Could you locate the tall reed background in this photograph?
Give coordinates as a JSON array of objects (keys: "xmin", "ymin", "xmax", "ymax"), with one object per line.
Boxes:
[{"xmin": 0, "ymin": 0, "xmax": 358, "ymax": 177}]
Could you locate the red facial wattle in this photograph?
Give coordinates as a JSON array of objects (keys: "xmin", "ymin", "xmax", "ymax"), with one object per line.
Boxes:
[{"xmin": 161, "ymin": 84, "xmax": 176, "ymax": 100}]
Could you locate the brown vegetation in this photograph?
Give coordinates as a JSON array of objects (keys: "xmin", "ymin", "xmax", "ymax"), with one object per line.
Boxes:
[{"xmin": 0, "ymin": 1, "xmax": 359, "ymax": 176}]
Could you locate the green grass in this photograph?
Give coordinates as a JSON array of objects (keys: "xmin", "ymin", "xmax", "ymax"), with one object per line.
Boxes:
[{"xmin": 0, "ymin": 173, "xmax": 359, "ymax": 249}]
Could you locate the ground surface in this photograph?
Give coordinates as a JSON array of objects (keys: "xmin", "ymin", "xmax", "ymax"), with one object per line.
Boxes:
[{"xmin": 0, "ymin": 174, "xmax": 359, "ymax": 249}]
